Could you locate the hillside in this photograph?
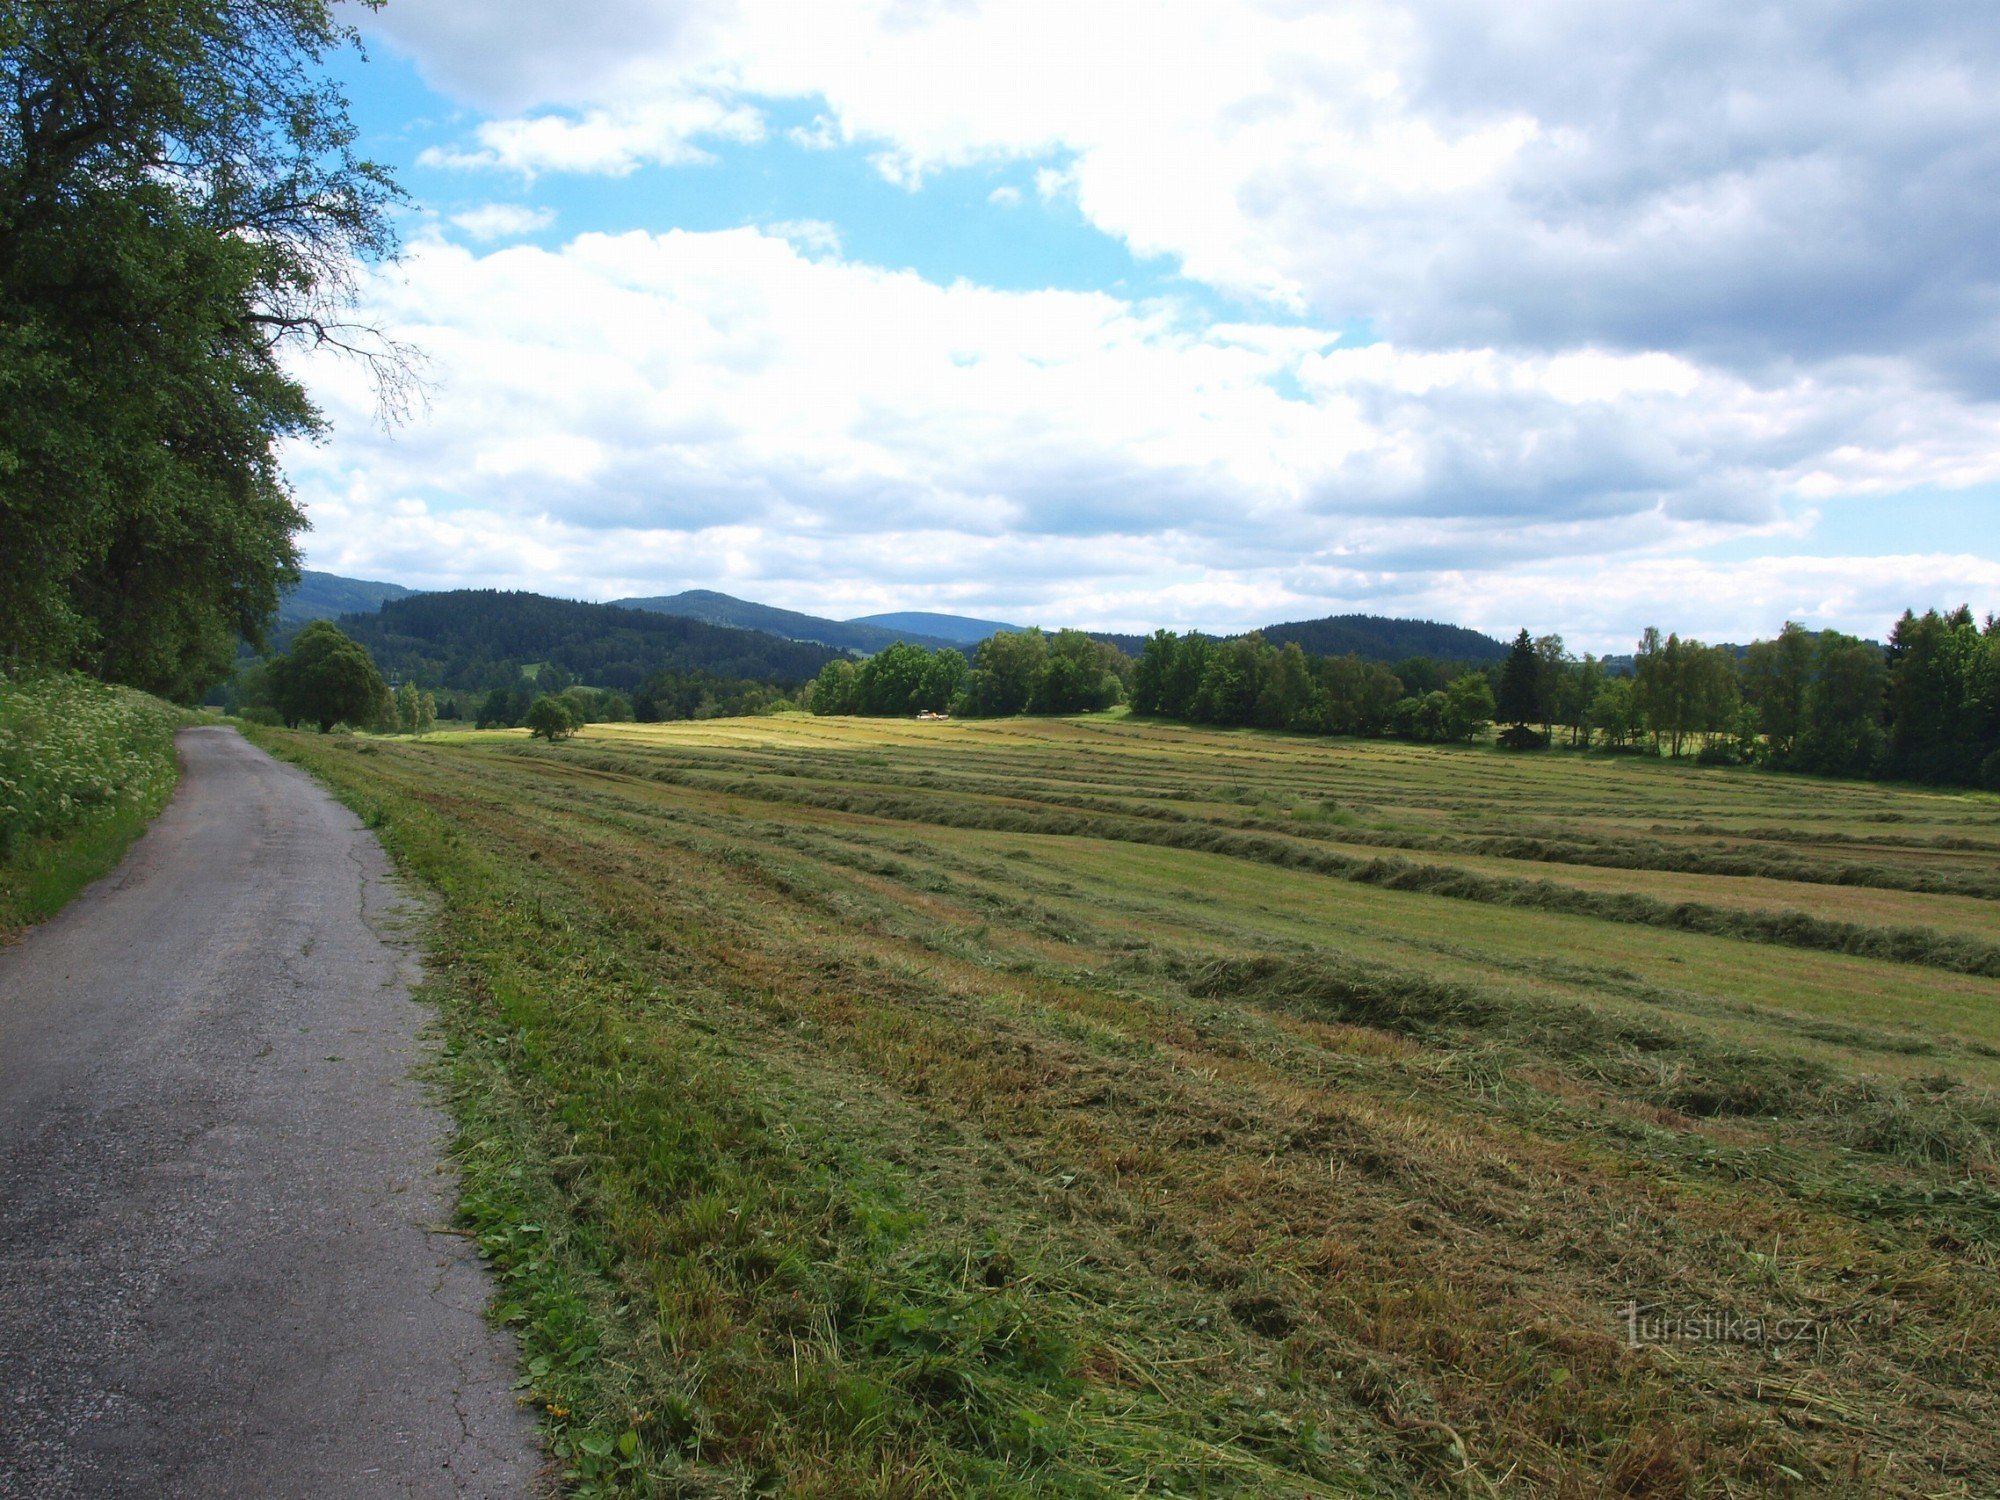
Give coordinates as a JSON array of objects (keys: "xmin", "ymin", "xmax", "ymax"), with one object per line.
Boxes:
[
  {"xmin": 847, "ymin": 609, "xmax": 1025, "ymax": 644},
  {"xmin": 335, "ymin": 591, "xmax": 840, "ymax": 693},
  {"xmin": 1258, "ymin": 613, "xmax": 1509, "ymax": 662},
  {"xmin": 277, "ymin": 569, "xmax": 417, "ymax": 626},
  {"xmin": 612, "ymin": 590, "xmax": 965, "ymax": 655}
]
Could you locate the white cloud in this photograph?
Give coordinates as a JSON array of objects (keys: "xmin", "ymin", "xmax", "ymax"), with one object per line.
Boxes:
[
  {"xmin": 447, "ymin": 203, "xmax": 557, "ymax": 241},
  {"xmin": 286, "ymin": 228, "xmax": 2000, "ymax": 650},
  {"xmin": 418, "ymin": 96, "xmax": 764, "ymax": 176},
  {"xmin": 764, "ymin": 219, "xmax": 841, "ymax": 256},
  {"xmin": 372, "ymin": 1, "xmax": 2000, "ymax": 391},
  {"xmin": 987, "ymin": 185, "xmax": 1021, "ymax": 208}
]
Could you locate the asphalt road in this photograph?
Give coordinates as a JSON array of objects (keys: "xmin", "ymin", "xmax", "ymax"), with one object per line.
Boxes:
[{"xmin": 0, "ymin": 726, "xmax": 539, "ymax": 1498}]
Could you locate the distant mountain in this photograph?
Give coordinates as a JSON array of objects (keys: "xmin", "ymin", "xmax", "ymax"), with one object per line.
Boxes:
[
  {"xmin": 612, "ymin": 590, "xmax": 966, "ymax": 654},
  {"xmin": 847, "ymin": 610, "xmax": 1025, "ymax": 645},
  {"xmin": 1257, "ymin": 614, "xmax": 1510, "ymax": 663},
  {"xmin": 278, "ymin": 569, "xmax": 417, "ymax": 625},
  {"xmin": 335, "ymin": 590, "xmax": 840, "ymax": 693}
]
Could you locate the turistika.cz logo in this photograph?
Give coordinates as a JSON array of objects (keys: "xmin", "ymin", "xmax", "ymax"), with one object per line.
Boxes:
[{"xmin": 1619, "ymin": 1302, "xmax": 1818, "ymax": 1350}]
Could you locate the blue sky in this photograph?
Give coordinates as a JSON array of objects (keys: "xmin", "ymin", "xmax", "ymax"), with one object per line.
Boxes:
[{"xmin": 285, "ymin": 0, "xmax": 2000, "ymax": 651}]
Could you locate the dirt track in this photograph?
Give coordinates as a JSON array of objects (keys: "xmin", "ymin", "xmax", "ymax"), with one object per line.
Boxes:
[{"xmin": 0, "ymin": 725, "xmax": 537, "ymax": 1498}]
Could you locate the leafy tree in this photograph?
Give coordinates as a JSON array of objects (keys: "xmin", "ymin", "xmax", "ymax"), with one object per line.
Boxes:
[
  {"xmin": 1885, "ymin": 607, "xmax": 1988, "ymax": 783},
  {"xmin": 919, "ymin": 648, "xmax": 969, "ymax": 713},
  {"xmin": 853, "ymin": 641, "xmax": 938, "ymax": 715},
  {"xmin": 1799, "ymin": 631, "xmax": 1887, "ymax": 777},
  {"xmin": 1496, "ymin": 630, "xmax": 1540, "ymax": 728},
  {"xmin": 1034, "ymin": 631, "xmax": 1125, "ymax": 714},
  {"xmin": 1742, "ymin": 622, "xmax": 1815, "ymax": 764},
  {"xmin": 1556, "ymin": 654, "xmax": 1604, "ymax": 748},
  {"xmin": 967, "ymin": 630, "xmax": 1049, "ymax": 716},
  {"xmin": 1129, "ymin": 631, "xmax": 1178, "ymax": 715},
  {"xmin": 1589, "ymin": 677, "xmax": 1638, "ymax": 748},
  {"xmin": 524, "ymin": 695, "xmax": 579, "ymax": 741},
  {"xmin": 809, "ymin": 659, "xmax": 859, "ymax": 715},
  {"xmin": 0, "ymin": 0, "xmax": 408, "ymax": 698},
  {"xmin": 1254, "ymin": 642, "xmax": 1318, "ymax": 729},
  {"xmin": 1532, "ymin": 634, "xmax": 1570, "ymax": 736},
  {"xmin": 1442, "ymin": 673, "xmax": 1496, "ymax": 743},
  {"xmin": 1317, "ymin": 655, "xmax": 1403, "ymax": 736},
  {"xmin": 270, "ymin": 620, "xmax": 386, "ymax": 733},
  {"xmin": 1190, "ymin": 636, "xmax": 1272, "ymax": 725}
]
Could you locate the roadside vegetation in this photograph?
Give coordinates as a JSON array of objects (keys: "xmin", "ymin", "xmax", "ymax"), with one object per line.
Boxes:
[
  {"xmin": 0, "ymin": 673, "xmax": 185, "ymax": 933},
  {"xmin": 255, "ymin": 712, "xmax": 2000, "ymax": 1496}
]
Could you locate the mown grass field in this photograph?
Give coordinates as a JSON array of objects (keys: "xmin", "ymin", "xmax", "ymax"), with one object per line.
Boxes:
[{"xmin": 256, "ymin": 712, "xmax": 2000, "ymax": 1497}]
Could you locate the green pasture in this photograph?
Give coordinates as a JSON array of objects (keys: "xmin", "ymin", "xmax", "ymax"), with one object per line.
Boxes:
[{"xmin": 263, "ymin": 712, "xmax": 2000, "ymax": 1497}]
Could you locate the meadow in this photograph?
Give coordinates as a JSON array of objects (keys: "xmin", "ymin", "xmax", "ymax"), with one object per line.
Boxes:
[{"xmin": 255, "ymin": 712, "xmax": 2000, "ymax": 1497}]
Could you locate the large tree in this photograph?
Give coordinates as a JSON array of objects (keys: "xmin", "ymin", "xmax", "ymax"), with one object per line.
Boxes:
[
  {"xmin": 0, "ymin": 1, "xmax": 405, "ymax": 699},
  {"xmin": 271, "ymin": 620, "xmax": 387, "ymax": 733}
]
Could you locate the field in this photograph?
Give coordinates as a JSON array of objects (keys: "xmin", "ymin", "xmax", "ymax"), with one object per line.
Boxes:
[{"xmin": 256, "ymin": 713, "xmax": 2000, "ymax": 1497}]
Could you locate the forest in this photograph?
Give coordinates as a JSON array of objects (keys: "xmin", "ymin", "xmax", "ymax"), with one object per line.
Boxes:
[{"xmin": 327, "ymin": 591, "xmax": 839, "ymax": 695}]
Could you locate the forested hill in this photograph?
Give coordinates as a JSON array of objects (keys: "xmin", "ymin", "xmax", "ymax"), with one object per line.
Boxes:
[
  {"xmin": 612, "ymin": 590, "xmax": 964, "ymax": 655},
  {"xmin": 334, "ymin": 591, "xmax": 841, "ymax": 693},
  {"xmin": 1259, "ymin": 615, "xmax": 1509, "ymax": 663},
  {"xmin": 278, "ymin": 570, "xmax": 418, "ymax": 626},
  {"xmin": 1092, "ymin": 614, "xmax": 1510, "ymax": 663}
]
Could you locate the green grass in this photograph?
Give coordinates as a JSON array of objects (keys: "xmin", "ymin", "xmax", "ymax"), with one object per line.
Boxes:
[
  {"xmin": 0, "ymin": 673, "xmax": 185, "ymax": 934},
  {"xmin": 255, "ymin": 714, "xmax": 2000, "ymax": 1497}
]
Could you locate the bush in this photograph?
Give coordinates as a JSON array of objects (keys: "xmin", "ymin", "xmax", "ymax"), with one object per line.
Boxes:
[
  {"xmin": 0, "ymin": 674, "xmax": 181, "ymax": 860},
  {"xmin": 1496, "ymin": 724, "xmax": 1549, "ymax": 750}
]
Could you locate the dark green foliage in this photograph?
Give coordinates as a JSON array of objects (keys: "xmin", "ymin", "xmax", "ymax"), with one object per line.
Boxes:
[
  {"xmin": 1496, "ymin": 629, "xmax": 1540, "ymax": 727},
  {"xmin": 327, "ymin": 591, "xmax": 839, "ymax": 696},
  {"xmin": 270, "ymin": 620, "xmax": 387, "ymax": 733},
  {"xmin": 524, "ymin": 696, "xmax": 579, "ymax": 741},
  {"xmin": 0, "ymin": 0, "xmax": 400, "ymax": 700},
  {"xmin": 1885, "ymin": 607, "xmax": 1995, "ymax": 784},
  {"xmin": 966, "ymin": 628, "xmax": 1050, "ymax": 716},
  {"xmin": 1257, "ymin": 614, "xmax": 1508, "ymax": 662}
]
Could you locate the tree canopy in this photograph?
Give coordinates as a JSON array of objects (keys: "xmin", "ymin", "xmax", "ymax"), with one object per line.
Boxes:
[
  {"xmin": 0, "ymin": 1, "xmax": 403, "ymax": 700},
  {"xmin": 270, "ymin": 620, "xmax": 386, "ymax": 733}
]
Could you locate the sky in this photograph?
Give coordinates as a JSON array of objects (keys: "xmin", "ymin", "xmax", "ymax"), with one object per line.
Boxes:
[{"xmin": 287, "ymin": 0, "xmax": 2000, "ymax": 651}]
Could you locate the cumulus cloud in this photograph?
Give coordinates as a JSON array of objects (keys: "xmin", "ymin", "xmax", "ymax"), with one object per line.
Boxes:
[
  {"xmin": 418, "ymin": 96, "xmax": 765, "ymax": 175},
  {"xmin": 284, "ymin": 227, "xmax": 2000, "ymax": 648},
  {"xmin": 371, "ymin": 0, "xmax": 2000, "ymax": 392},
  {"xmin": 447, "ymin": 203, "xmax": 557, "ymax": 241}
]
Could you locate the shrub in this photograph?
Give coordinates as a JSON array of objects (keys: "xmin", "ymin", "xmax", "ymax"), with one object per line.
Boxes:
[{"xmin": 0, "ymin": 674, "xmax": 181, "ymax": 859}]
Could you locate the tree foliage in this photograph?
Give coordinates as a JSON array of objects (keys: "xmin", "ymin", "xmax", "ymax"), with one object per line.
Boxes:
[
  {"xmin": 270, "ymin": 620, "xmax": 386, "ymax": 733},
  {"xmin": 524, "ymin": 695, "xmax": 579, "ymax": 741},
  {"xmin": 0, "ymin": 0, "xmax": 406, "ymax": 700}
]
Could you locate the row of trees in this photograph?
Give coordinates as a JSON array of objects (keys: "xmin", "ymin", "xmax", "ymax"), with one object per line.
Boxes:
[
  {"xmin": 807, "ymin": 631, "xmax": 1128, "ymax": 718},
  {"xmin": 803, "ymin": 606, "xmax": 2000, "ymax": 790}
]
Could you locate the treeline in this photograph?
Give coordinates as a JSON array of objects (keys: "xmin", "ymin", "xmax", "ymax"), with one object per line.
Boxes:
[
  {"xmin": 808, "ymin": 632, "xmax": 1127, "ymax": 717},
  {"xmin": 808, "ymin": 606, "xmax": 2000, "ymax": 791},
  {"xmin": 470, "ymin": 667, "xmax": 799, "ymax": 729}
]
